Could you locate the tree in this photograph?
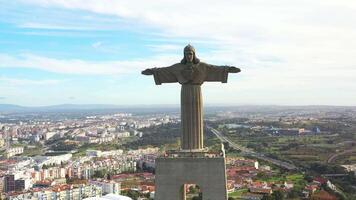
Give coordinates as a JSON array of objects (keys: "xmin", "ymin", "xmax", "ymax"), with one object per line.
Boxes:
[
  {"xmin": 304, "ymin": 175, "xmax": 313, "ymax": 183},
  {"xmin": 122, "ymin": 190, "xmax": 140, "ymax": 200},
  {"xmin": 256, "ymin": 172, "xmax": 268, "ymax": 179},
  {"xmin": 262, "ymin": 191, "xmax": 285, "ymax": 200},
  {"xmin": 189, "ymin": 185, "xmax": 197, "ymax": 194},
  {"xmin": 65, "ymin": 174, "xmax": 70, "ymax": 183},
  {"xmin": 271, "ymin": 190, "xmax": 284, "ymax": 200},
  {"xmin": 93, "ymin": 169, "xmax": 107, "ymax": 178},
  {"xmin": 287, "ymin": 188, "xmax": 300, "ymax": 198},
  {"xmin": 262, "ymin": 195, "xmax": 272, "ymax": 200}
]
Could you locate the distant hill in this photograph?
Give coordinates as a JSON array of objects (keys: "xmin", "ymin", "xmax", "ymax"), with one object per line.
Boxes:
[
  {"xmin": 0, "ymin": 104, "xmax": 180, "ymax": 114},
  {"xmin": 0, "ymin": 104, "xmax": 118, "ymax": 113},
  {"xmin": 38, "ymin": 104, "xmax": 122, "ymax": 110},
  {"xmin": 1, "ymin": 104, "xmax": 355, "ymax": 114},
  {"xmin": 0, "ymin": 104, "xmax": 28, "ymax": 112}
]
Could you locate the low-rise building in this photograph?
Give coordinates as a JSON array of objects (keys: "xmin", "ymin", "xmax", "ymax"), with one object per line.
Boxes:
[
  {"xmin": 4, "ymin": 175, "xmax": 15, "ymax": 193},
  {"xmin": 89, "ymin": 180, "xmax": 121, "ymax": 195},
  {"xmin": 6, "ymin": 147, "xmax": 24, "ymax": 158},
  {"xmin": 7, "ymin": 184, "xmax": 102, "ymax": 200}
]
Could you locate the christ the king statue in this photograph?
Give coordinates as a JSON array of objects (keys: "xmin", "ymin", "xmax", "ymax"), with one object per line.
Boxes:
[{"xmin": 142, "ymin": 44, "xmax": 241, "ymax": 150}]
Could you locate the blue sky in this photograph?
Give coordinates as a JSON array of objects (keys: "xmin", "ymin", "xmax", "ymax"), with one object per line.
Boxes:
[{"xmin": 0, "ymin": 0, "xmax": 355, "ymax": 106}]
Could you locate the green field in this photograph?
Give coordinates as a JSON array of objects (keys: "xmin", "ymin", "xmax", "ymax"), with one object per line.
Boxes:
[{"xmin": 228, "ymin": 189, "xmax": 248, "ymax": 198}]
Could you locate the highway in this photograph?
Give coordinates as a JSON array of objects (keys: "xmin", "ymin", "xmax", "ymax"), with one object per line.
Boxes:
[
  {"xmin": 327, "ymin": 149, "xmax": 356, "ymax": 163},
  {"xmin": 208, "ymin": 126, "xmax": 298, "ymax": 171}
]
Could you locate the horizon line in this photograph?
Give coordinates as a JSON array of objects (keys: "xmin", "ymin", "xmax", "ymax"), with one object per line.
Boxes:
[{"xmin": 1, "ymin": 103, "xmax": 356, "ymax": 108}]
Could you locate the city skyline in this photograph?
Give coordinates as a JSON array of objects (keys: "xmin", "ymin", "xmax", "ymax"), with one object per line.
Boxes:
[{"xmin": 1, "ymin": 0, "xmax": 356, "ymax": 106}]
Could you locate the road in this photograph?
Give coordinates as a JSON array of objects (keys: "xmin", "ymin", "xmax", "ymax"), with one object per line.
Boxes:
[
  {"xmin": 208, "ymin": 126, "xmax": 298, "ymax": 171},
  {"xmin": 327, "ymin": 149, "xmax": 356, "ymax": 163}
]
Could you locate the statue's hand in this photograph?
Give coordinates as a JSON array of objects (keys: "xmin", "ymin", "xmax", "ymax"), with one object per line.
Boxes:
[
  {"xmin": 227, "ymin": 66, "xmax": 241, "ymax": 73},
  {"xmin": 142, "ymin": 68, "xmax": 154, "ymax": 75}
]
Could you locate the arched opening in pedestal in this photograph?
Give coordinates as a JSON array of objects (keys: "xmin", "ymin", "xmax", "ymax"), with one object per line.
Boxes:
[{"xmin": 180, "ymin": 184, "xmax": 202, "ymax": 200}]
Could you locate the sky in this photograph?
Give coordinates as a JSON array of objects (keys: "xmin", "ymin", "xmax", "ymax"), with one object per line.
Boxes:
[{"xmin": 0, "ymin": 0, "xmax": 356, "ymax": 106}]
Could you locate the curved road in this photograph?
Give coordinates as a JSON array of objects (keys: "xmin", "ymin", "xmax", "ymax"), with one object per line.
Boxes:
[{"xmin": 327, "ymin": 149, "xmax": 356, "ymax": 163}]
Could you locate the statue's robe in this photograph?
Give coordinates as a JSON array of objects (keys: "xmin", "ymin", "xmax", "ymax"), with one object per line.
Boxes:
[{"xmin": 151, "ymin": 62, "xmax": 230, "ymax": 150}]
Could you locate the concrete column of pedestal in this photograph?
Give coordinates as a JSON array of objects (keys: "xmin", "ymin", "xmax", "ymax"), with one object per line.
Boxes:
[{"xmin": 155, "ymin": 157, "xmax": 228, "ymax": 200}]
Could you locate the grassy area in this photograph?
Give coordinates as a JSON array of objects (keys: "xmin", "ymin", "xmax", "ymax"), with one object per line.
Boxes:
[
  {"xmin": 22, "ymin": 143, "xmax": 44, "ymax": 157},
  {"xmin": 228, "ymin": 188, "xmax": 248, "ymax": 198},
  {"xmin": 286, "ymin": 174, "xmax": 304, "ymax": 182},
  {"xmin": 256, "ymin": 173, "xmax": 305, "ymax": 184},
  {"xmin": 210, "ymin": 115, "xmax": 356, "ymax": 198},
  {"xmin": 349, "ymin": 155, "xmax": 356, "ymax": 161},
  {"xmin": 23, "ymin": 147, "xmax": 43, "ymax": 157},
  {"xmin": 258, "ymin": 175, "xmax": 286, "ymax": 182},
  {"xmin": 72, "ymin": 137, "xmax": 140, "ymax": 158},
  {"xmin": 224, "ymin": 133, "xmax": 350, "ymax": 165},
  {"xmin": 0, "ymin": 149, "xmax": 5, "ymax": 157},
  {"xmin": 333, "ymin": 154, "xmax": 356, "ymax": 165}
]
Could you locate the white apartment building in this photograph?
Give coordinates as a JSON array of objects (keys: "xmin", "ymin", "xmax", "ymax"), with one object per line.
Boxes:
[{"xmin": 89, "ymin": 180, "xmax": 121, "ymax": 195}]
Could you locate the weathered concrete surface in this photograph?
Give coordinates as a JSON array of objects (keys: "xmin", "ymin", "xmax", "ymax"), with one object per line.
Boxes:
[{"xmin": 155, "ymin": 157, "xmax": 227, "ymax": 200}]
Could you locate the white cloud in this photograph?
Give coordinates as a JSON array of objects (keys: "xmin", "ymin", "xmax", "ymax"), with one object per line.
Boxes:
[
  {"xmin": 146, "ymin": 44, "xmax": 183, "ymax": 53},
  {"xmin": 19, "ymin": 23, "xmax": 95, "ymax": 30},
  {"xmin": 0, "ymin": 53, "xmax": 180, "ymax": 75},
  {"xmin": 19, "ymin": 0, "xmax": 356, "ymax": 36},
  {"xmin": 92, "ymin": 41, "xmax": 102, "ymax": 48},
  {"xmin": 2, "ymin": 0, "xmax": 356, "ymax": 105},
  {"xmin": 17, "ymin": 0, "xmax": 356, "ymax": 70},
  {"xmin": 0, "ymin": 77, "xmax": 62, "ymax": 86}
]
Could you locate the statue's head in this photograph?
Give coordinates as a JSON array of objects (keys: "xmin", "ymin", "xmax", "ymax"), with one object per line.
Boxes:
[{"xmin": 181, "ymin": 44, "xmax": 200, "ymax": 64}]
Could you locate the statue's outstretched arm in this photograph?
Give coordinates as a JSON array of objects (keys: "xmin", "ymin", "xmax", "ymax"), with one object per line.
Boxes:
[
  {"xmin": 207, "ymin": 64, "xmax": 241, "ymax": 72},
  {"xmin": 141, "ymin": 68, "xmax": 154, "ymax": 75},
  {"xmin": 205, "ymin": 64, "xmax": 241, "ymax": 83},
  {"xmin": 226, "ymin": 66, "xmax": 241, "ymax": 73},
  {"xmin": 141, "ymin": 65, "xmax": 178, "ymax": 85}
]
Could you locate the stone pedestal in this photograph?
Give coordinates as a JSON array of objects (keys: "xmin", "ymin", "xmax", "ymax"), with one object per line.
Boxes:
[{"xmin": 155, "ymin": 156, "xmax": 227, "ymax": 200}]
